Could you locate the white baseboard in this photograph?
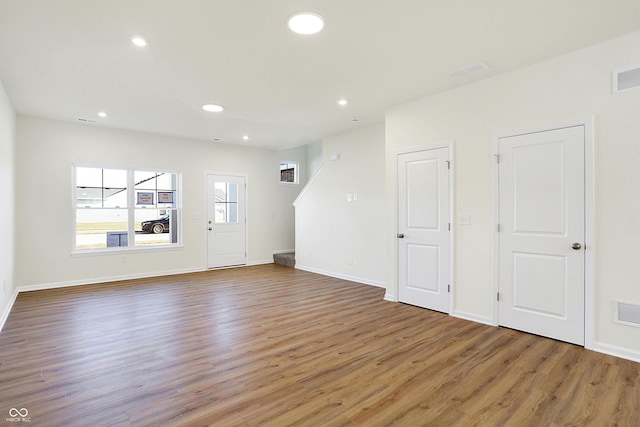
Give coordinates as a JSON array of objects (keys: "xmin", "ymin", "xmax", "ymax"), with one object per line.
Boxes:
[
  {"xmin": 592, "ymin": 341, "xmax": 640, "ymax": 364},
  {"xmin": 246, "ymin": 259, "xmax": 274, "ymax": 266},
  {"xmin": 16, "ymin": 267, "xmax": 207, "ymax": 293},
  {"xmin": 272, "ymin": 249, "xmax": 295, "ymax": 255},
  {"xmin": 452, "ymin": 309, "xmax": 495, "ymax": 326},
  {"xmin": 384, "ymin": 293, "xmax": 397, "ymax": 302},
  {"xmin": 296, "ymin": 264, "xmax": 386, "ymax": 289},
  {"xmin": 0, "ymin": 288, "xmax": 19, "ymax": 333}
]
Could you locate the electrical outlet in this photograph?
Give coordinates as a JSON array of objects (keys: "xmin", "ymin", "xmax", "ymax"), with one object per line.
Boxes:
[
  {"xmin": 347, "ymin": 257, "xmax": 354, "ymax": 265},
  {"xmin": 121, "ymin": 255, "xmax": 127, "ymax": 264}
]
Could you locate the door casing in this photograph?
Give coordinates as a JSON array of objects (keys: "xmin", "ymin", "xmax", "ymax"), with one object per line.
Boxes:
[{"xmin": 491, "ymin": 118, "xmax": 595, "ymax": 349}]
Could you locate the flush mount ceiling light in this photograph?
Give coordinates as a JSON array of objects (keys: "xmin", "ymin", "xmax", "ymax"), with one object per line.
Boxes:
[
  {"xmin": 97, "ymin": 111, "xmax": 107, "ymax": 118},
  {"xmin": 242, "ymin": 135, "xmax": 250, "ymax": 141},
  {"xmin": 202, "ymin": 104, "xmax": 224, "ymax": 113},
  {"xmin": 288, "ymin": 12, "xmax": 324, "ymax": 35},
  {"xmin": 337, "ymin": 98, "xmax": 348, "ymax": 106},
  {"xmin": 131, "ymin": 36, "xmax": 147, "ymax": 47}
]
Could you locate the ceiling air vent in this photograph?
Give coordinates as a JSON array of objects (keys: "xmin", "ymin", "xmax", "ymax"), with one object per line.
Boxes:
[
  {"xmin": 613, "ymin": 300, "xmax": 640, "ymax": 328},
  {"xmin": 447, "ymin": 62, "xmax": 490, "ymax": 79},
  {"xmin": 613, "ymin": 65, "xmax": 640, "ymax": 93}
]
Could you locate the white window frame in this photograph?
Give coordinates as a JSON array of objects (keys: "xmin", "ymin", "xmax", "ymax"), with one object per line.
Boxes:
[
  {"xmin": 280, "ymin": 160, "xmax": 299, "ymax": 185},
  {"xmin": 71, "ymin": 164, "xmax": 183, "ymax": 255}
]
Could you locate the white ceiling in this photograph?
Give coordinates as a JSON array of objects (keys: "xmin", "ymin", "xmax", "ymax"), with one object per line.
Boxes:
[{"xmin": 1, "ymin": 0, "xmax": 640, "ymax": 150}]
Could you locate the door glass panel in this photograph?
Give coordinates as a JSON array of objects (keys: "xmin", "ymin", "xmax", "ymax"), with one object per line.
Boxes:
[{"xmin": 214, "ymin": 182, "xmax": 238, "ymax": 223}]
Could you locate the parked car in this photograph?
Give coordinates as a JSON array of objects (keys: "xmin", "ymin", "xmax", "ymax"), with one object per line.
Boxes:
[{"xmin": 141, "ymin": 214, "xmax": 169, "ymax": 234}]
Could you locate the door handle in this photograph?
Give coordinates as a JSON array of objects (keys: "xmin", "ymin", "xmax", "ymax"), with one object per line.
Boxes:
[
  {"xmin": 397, "ymin": 233, "xmax": 405, "ymax": 238},
  {"xmin": 571, "ymin": 242, "xmax": 582, "ymax": 250},
  {"xmin": 208, "ymin": 227, "xmax": 212, "ymax": 231}
]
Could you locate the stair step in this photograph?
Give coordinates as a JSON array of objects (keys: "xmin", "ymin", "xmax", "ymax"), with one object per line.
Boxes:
[{"xmin": 273, "ymin": 252, "xmax": 295, "ymax": 268}]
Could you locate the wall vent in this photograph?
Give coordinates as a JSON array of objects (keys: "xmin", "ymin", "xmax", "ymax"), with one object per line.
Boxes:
[
  {"xmin": 613, "ymin": 300, "xmax": 640, "ymax": 328},
  {"xmin": 613, "ymin": 65, "xmax": 640, "ymax": 93}
]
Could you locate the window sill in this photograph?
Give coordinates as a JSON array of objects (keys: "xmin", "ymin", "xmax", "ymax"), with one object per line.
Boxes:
[{"xmin": 70, "ymin": 244, "xmax": 184, "ymax": 257}]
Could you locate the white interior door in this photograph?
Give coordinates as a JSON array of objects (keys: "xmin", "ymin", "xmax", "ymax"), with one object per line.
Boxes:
[
  {"xmin": 207, "ymin": 174, "xmax": 246, "ymax": 268},
  {"xmin": 498, "ymin": 126, "xmax": 585, "ymax": 345},
  {"xmin": 397, "ymin": 147, "xmax": 451, "ymax": 313}
]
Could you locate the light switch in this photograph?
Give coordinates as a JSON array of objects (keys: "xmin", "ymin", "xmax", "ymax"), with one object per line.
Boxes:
[
  {"xmin": 347, "ymin": 194, "xmax": 353, "ymax": 202},
  {"xmin": 458, "ymin": 213, "xmax": 470, "ymax": 225}
]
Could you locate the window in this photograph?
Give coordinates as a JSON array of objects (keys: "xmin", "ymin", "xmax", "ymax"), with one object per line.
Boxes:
[
  {"xmin": 280, "ymin": 161, "xmax": 298, "ymax": 184},
  {"xmin": 74, "ymin": 166, "xmax": 180, "ymax": 251},
  {"xmin": 214, "ymin": 181, "xmax": 239, "ymax": 223}
]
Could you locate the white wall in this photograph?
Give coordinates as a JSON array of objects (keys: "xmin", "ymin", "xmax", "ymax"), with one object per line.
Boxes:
[
  {"xmin": 0, "ymin": 79, "xmax": 16, "ymax": 325},
  {"xmin": 295, "ymin": 123, "xmax": 386, "ymax": 287},
  {"xmin": 276, "ymin": 143, "xmax": 308, "ymax": 252},
  {"xmin": 14, "ymin": 116, "xmax": 306, "ymax": 288},
  {"xmin": 305, "ymin": 141, "xmax": 323, "ymax": 178},
  {"xmin": 386, "ymin": 31, "xmax": 640, "ymax": 355}
]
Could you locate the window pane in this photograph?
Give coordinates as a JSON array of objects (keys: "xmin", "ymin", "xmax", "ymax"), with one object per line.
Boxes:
[
  {"xmin": 215, "ymin": 181, "xmax": 227, "ymax": 202},
  {"xmin": 134, "ymin": 171, "xmax": 156, "ymax": 189},
  {"xmin": 76, "ymin": 187, "xmax": 102, "ymax": 208},
  {"xmin": 135, "ymin": 172, "xmax": 177, "ymax": 208},
  {"xmin": 156, "ymin": 173, "xmax": 176, "ymax": 190},
  {"xmin": 215, "ymin": 203, "xmax": 227, "ymax": 223},
  {"xmin": 76, "ymin": 167, "xmax": 102, "ymax": 187},
  {"xmin": 280, "ymin": 162, "xmax": 297, "ymax": 183},
  {"xmin": 214, "ymin": 182, "xmax": 238, "ymax": 223},
  {"xmin": 76, "ymin": 209, "xmax": 128, "ymax": 249},
  {"xmin": 228, "ymin": 201, "xmax": 238, "ymax": 223},
  {"xmin": 103, "ymin": 169, "xmax": 127, "ymax": 208},
  {"xmin": 103, "ymin": 169, "xmax": 127, "ymax": 189},
  {"xmin": 136, "ymin": 209, "xmax": 178, "ymax": 246},
  {"xmin": 214, "ymin": 202, "xmax": 238, "ymax": 223},
  {"xmin": 104, "ymin": 187, "xmax": 128, "ymax": 208},
  {"xmin": 76, "ymin": 167, "xmax": 127, "ymax": 208}
]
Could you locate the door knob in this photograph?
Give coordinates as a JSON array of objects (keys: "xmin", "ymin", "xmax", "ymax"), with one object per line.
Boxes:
[
  {"xmin": 397, "ymin": 233, "xmax": 405, "ymax": 238},
  {"xmin": 208, "ymin": 227, "xmax": 212, "ymax": 231},
  {"xmin": 572, "ymin": 242, "xmax": 582, "ymax": 250}
]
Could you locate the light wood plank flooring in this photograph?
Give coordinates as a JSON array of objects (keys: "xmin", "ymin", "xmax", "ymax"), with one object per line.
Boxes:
[{"xmin": 0, "ymin": 264, "xmax": 638, "ymax": 426}]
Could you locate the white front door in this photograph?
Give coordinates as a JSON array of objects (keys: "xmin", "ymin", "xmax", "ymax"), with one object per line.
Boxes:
[
  {"xmin": 207, "ymin": 174, "xmax": 246, "ymax": 268},
  {"xmin": 498, "ymin": 126, "xmax": 585, "ymax": 345},
  {"xmin": 397, "ymin": 147, "xmax": 451, "ymax": 313}
]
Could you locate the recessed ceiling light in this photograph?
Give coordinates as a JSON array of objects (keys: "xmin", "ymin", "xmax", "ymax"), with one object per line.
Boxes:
[
  {"xmin": 288, "ymin": 12, "xmax": 324, "ymax": 35},
  {"xmin": 337, "ymin": 98, "xmax": 348, "ymax": 106},
  {"xmin": 242, "ymin": 135, "xmax": 250, "ymax": 141},
  {"xmin": 350, "ymin": 117, "xmax": 361, "ymax": 123},
  {"xmin": 202, "ymin": 104, "xmax": 224, "ymax": 113},
  {"xmin": 212, "ymin": 137, "xmax": 222, "ymax": 142},
  {"xmin": 131, "ymin": 36, "xmax": 147, "ymax": 47},
  {"xmin": 97, "ymin": 111, "xmax": 107, "ymax": 118}
]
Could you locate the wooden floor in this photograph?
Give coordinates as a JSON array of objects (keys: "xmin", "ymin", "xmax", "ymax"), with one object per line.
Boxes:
[{"xmin": 0, "ymin": 265, "xmax": 638, "ymax": 426}]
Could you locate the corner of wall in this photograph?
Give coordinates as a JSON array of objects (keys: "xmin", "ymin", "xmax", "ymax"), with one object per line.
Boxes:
[{"xmin": 0, "ymin": 77, "xmax": 16, "ymax": 331}]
